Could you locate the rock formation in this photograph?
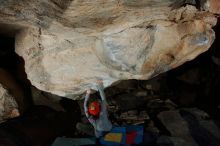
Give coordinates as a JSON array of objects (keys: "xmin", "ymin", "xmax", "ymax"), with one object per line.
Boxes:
[
  {"xmin": 0, "ymin": 83, "xmax": 19, "ymax": 123},
  {"xmin": 0, "ymin": 0, "xmax": 219, "ymax": 99}
]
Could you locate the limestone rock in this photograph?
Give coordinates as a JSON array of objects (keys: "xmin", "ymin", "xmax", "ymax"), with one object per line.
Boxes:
[
  {"xmin": 0, "ymin": 69, "xmax": 28, "ymax": 113},
  {"xmin": 207, "ymin": 0, "xmax": 220, "ymax": 14},
  {"xmin": 0, "ymin": 84, "xmax": 19, "ymax": 123},
  {"xmin": 0, "ymin": 0, "xmax": 219, "ymax": 99},
  {"xmin": 158, "ymin": 110, "xmax": 198, "ymax": 146},
  {"xmin": 157, "ymin": 136, "xmax": 188, "ymax": 146},
  {"xmin": 31, "ymin": 86, "xmax": 64, "ymax": 111}
]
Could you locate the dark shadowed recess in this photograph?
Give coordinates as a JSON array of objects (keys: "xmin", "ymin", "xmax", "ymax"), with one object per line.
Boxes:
[{"xmin": 165, "ymin": 18, "xmax": 220, "ymax": 118}]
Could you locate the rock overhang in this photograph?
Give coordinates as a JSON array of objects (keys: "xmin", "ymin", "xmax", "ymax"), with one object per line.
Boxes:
[{"xmin": 0, "ymin": 0, "xmax": 219, "ymax": 99}]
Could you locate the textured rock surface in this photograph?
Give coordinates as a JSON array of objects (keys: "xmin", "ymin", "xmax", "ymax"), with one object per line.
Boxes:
[
  {"xmin": 158, "ymin": 110, "xmax": 198, "ymax": 146},
  {"xmin": 0, "ymin": 68, "xmax": 28, "ymax": 113},
  {"xmin": 0, "ymin": 0, "xmax": 219, "ymax": 99},
  {"xmin": 31, "ymin": 86, "xmax": 64, "ymax": 111},
  {"xmin": 0, "ymin": 84, "xmax": 19, "ymax": 123}
]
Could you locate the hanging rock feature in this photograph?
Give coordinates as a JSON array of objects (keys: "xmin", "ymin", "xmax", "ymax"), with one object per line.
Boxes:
[{"xmin": 0, "ymin": 0, "xmax": 219, "ymax": 99}]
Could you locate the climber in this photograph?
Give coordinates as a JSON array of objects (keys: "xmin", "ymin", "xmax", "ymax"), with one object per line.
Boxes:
[{"xmin": 84, "ymin": 81, "xmax": 112, "ymax": 138}]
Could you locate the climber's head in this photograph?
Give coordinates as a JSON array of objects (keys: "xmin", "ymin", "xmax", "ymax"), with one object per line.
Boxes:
[{"xmin": 88, "ymin": 101, "xmax": 101, "ymax": 117}]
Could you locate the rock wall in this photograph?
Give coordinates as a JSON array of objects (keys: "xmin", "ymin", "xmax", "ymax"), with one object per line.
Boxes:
[
  {"xmin": 0, "ymin": 0, "xmax": 219, "ymax": 99},
  {"xmin": 0, "ymin": 83, "xmax": 19, "ymax": 123}
]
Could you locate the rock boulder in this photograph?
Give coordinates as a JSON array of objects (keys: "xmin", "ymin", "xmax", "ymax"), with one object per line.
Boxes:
[{"xmin": 0, "ymin": 0, "xmax": 219, "ymax": 99}]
